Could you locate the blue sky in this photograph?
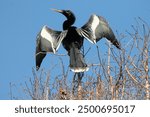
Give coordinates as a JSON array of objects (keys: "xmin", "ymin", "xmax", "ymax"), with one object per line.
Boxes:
[{"xmin": 0, "ymin": 0, "xmax": 149, "ymax": 99}]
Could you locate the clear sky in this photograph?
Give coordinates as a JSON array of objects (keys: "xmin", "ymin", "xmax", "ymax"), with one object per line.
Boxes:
[{"xmin": 0, "ymin": 0, "xmax": 149, "ymax": 99}]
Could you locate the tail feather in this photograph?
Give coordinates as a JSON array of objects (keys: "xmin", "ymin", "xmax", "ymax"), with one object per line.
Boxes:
[{"xmin": 69, "ymin": 45, "xmax": 89, "ymax": 72}]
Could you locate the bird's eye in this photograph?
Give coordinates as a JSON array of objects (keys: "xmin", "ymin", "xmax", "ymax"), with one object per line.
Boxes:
[{"xmin": 66, "ymin": 10, "xmax": 71, "ymax": 14}]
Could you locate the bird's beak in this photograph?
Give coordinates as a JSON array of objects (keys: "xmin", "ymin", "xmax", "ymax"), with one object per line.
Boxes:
[{"xmin": 51, "ymin": 8, "xmax": 63, "ymax": 13}]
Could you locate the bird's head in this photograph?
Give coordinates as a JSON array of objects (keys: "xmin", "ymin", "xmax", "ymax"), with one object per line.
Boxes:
[
  {"xmin": 51, "ymin": 8, "xmax": 75, "ymax": 20},
  {"xmin": 51, "ymin": 8, "xmax": 76, "ymax": 30}
]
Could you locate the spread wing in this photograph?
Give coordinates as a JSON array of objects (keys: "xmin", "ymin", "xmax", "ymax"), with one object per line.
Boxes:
[
  {"xmin": 77, "ymin": 14, "xmax": 121, "ymax": 49},
  {"xmin": 36, "ymin": 25, "xmax": 67, "ymax": 70}
]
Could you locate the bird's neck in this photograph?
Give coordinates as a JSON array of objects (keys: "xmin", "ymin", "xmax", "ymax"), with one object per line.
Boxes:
[{"xmin": 63, "ymin": 17, "xmax": 75, "ymax": 30}]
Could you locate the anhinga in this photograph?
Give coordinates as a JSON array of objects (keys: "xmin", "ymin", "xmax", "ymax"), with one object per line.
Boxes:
[{"xmin": 36, "ymin": 9, "xmax": 121, "ymax": 72}]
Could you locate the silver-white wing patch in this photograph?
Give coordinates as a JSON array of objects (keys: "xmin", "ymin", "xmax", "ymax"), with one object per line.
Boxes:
[
  {"xmin": 36, "ymin": 25, "xmax": 67, "ymax": 70},
  {"xmin": 77, "ymin": 14, "xmax": 121, "ymax": 49}
]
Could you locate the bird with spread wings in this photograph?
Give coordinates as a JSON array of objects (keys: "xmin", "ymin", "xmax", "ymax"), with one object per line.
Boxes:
[{"xmin": 36, "ymin": 9, "xmax": 121, "ymax": 72}]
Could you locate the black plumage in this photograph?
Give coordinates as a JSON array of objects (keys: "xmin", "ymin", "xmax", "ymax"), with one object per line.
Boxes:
[{"xmin": 36, "ymin": 9, "xmax": 121, "ymax": 72}]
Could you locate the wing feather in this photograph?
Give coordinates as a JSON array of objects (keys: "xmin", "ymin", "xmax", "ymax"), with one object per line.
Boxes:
[
  {"xmin": 77, "ymin": 14, "xmax": 121, "ymax": 49},
  {"xmin": 35, "ymin": 25, "xmax": 67, "ymax": 70}
]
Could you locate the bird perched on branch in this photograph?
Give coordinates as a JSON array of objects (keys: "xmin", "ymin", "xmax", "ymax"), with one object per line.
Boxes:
[{"xmin": 35, "ymin": 9, "xmax": 121, "ymax": 72}]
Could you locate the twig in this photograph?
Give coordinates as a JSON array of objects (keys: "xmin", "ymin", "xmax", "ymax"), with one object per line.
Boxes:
[
  {"xmin": 84, "ymin": 47, "xmax": 91, "ymax": 57},
  {"xmin": 35, "ymin": 51, "xmax": 67, "ymax": 56},
  {"xmin": 125, "ymin": 66, "xmax": 149, "ymax": 90}
]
